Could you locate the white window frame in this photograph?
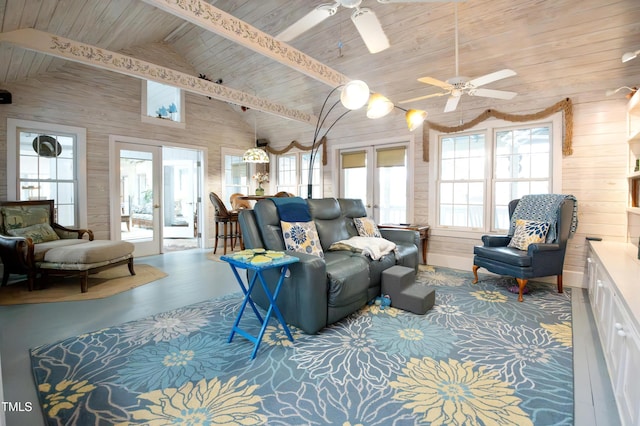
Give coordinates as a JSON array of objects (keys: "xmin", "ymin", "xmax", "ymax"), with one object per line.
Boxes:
[
  {"xmin": 221, "ymin": 147, "xmax": 252, "ymax": 208},
  {"xmin": 141, "ymin": 80, "xmax": 186, "ymax": 129},
  {"xmin": 331, "ymin": 135, "xmax": 415, "ymax": 220},
  {"xmin": 275, "ymin": 150, "xmax": 323, "ymax": 198},
  {"xmin": 6, "ymin": 118, "xmax": 88, "ymax": 228},
  {"xmin": 428, "ymin": 114, "xmax": 562, "ymax": 240}
]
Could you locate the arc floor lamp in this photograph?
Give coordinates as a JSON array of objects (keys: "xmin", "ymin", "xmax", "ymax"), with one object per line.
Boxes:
[{"xmin": 307, "ymin": 80, "xmax": 427, "ymax": 199}]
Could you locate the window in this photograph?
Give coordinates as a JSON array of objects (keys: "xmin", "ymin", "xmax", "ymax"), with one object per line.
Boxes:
[
  {"xmin": 439, "ymin": 133, "xmax": 486, "ymax": 228},
  {"xmin": 7, "ymin": 119, "xmax": 87, "ymax": 228},
  {"xmin": 277, "ymin": 154, "xmax": 298, "ymax": 195},
  {"xmin": 276, "ymin": 151, "xmax": 322, "ymax": 197},
  {"xmin": 141, "ymin": 81, "xmax": 185, "ymax": 128},
  {"xmin": 223, "ymin": 151, "xmax": 249, "ymax": 208},
  {"xmin": 432, "ymin": 116, "xmax": 560, "ymax": 234}
]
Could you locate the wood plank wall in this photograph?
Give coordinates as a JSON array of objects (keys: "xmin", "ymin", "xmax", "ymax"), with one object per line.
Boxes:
[{"xmin": 0, "ymin": 43, "xmax": 255, "ymax": 246}]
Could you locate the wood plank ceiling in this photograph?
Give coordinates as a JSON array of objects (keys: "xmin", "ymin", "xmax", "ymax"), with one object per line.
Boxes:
[{"xmin": 1, "ymin": 0, "xmax": 639, "ymax": 140}]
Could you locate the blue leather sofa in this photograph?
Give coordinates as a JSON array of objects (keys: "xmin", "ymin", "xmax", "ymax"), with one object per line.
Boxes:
[{"xmin": 238, "ymin": 197, "xmax": 419, "ymax": 334}]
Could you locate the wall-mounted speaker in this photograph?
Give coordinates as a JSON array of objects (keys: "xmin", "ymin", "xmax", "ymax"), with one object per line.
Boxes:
[{"xmin": 0, "ymin": 90, "xmax": 12, "ymax": 104}]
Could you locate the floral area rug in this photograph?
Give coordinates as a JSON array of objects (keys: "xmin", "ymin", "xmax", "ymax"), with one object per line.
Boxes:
[{"xmin": 30, "ymin": 266, "xmax": 573, "ymax": 425}]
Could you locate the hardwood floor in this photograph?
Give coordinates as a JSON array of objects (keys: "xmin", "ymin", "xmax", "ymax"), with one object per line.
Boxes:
[{"xmin": 0, "ymin": 249, "xmax": 620, "ymax": 425}]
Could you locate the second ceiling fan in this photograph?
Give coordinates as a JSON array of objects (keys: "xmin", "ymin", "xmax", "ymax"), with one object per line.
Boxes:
[
  {"xmin": 400, "ymin": 4, "xmax": 518, "ymax": 112},
  {"xmin": 276, "ymin": 0, "xmax": 465, "ymax": 54}
]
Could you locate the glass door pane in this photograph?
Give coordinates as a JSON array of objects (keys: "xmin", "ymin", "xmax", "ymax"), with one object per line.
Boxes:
[
  {"xmin": 376, "ymin": 146, "xmax": 407, "ymax": 224},
  {"xmin": 118, "ymin": 144, "xmax": 162, "ymax": 256},
  {"xmin": 340, "ymin": 149, "xmax": 370, "ymax": 214},
  {"xmin": 162, "ymin": 147, "xmax": 201, "ymax": 251},
  {"xmin": 340, "ymin": 144, "xmax": 409, "ymax": 223}
]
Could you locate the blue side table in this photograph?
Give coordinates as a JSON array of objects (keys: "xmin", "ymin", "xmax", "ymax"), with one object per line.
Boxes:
[{"xmin": 220, "ymin": 252, "xmax": 299, "ymax": 359}]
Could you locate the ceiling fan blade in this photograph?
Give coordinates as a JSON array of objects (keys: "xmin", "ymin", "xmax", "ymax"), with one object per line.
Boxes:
[
  {"xmin": 468, "ymin": 69, "xmax": 516, "ymax": 88},
  {"xmin": 444, "ymin": 95, "xmax": 461, "ymax": 112},
  {"xmin": 398, "ymin": 91, "xmax": 450, "ymax": 104},
  {"xmin": 276, "ymin": 4, "xmax": 338, "ymax": 42},
  {"xmin": 417, "ymin": 76, "xmax": 453, "ymax": 90},
  {"xmin": 377, "ymin": 0, "xmax": 466, "ymax": 3},
  {"xmin": 469, "ymin": 88, "xmax": 518, "ymax": 100},
  {"xmin": 351, "ymin": 8, "xmax": 390, "ymax": 54}
]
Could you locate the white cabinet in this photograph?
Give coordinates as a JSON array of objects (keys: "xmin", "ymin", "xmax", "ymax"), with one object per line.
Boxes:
[
  {"xmin": 610, "ymin": 293, "xmax": 640, "ymax": 426},
  {"xmin": 586, "ymin": 242, "xmax": 640, "ymax": 426}
]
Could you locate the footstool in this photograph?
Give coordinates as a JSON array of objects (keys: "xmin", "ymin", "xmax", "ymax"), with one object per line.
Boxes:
[
  {"xmin": 382, "ymin": 265, "xmax": 435, "ymax": 315},
  {"xmin": 37, "ymin": 240, "xmax": 135, "ymax": 293}
]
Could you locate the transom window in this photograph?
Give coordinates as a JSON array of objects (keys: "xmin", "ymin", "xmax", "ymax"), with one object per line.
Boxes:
[{"xmin": 141, "ymin": 81, "xmax": 185, "ymax": 128}]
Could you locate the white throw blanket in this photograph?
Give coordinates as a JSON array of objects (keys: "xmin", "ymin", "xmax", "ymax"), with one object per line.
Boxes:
[{"xmin": 328, "ymin": 236, "xmax": 397, "ymax": 260}]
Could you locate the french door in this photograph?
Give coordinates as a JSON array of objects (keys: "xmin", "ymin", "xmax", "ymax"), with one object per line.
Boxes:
[
  {"xmin": 112, "ymin": 142, "xmax": 163, "ymax": 257},
  {"xmin": 339, "ymin": 143, "xmax": 409, "ymax": 224}
]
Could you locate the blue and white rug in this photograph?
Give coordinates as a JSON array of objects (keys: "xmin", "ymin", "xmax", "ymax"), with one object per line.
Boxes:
[{"xmin": 31, "ymin": 266, "xmax": 573, "ymax": 425}]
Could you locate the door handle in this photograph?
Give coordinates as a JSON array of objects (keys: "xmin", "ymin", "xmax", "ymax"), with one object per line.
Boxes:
[{"xmin": 153, "ymin": 204, "xmax": 160, "ymax": 209}]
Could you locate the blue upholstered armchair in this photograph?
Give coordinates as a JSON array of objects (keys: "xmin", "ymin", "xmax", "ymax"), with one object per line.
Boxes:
[{"xmin": 472, "ymin": 195, "xmax": 577, "ymax": 302}]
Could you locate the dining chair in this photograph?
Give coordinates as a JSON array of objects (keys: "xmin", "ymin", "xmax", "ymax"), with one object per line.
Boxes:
[
  {"xmin": 209, "ymin": 192, "xmax": 241, "ymax": 255},
  {"xmin": 230, "ymin": 193, "xmax": 252, "ymax": 210}
]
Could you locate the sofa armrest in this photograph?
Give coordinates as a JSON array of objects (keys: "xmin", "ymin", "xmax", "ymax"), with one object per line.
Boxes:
[
  {"xmin": 380, "ymin": 228, "xmax": 419, "ymax": 248},
  {"xmin": 481, "ymin": 234, "xmax": 511, "ymax": 247},
  {"xmin": 52, "ymin": 223, "xmax": 94, "ymax": 240},
  {"xmin": 250, "ymin": 251, "xmax": 328, "ymax": 334},
  {"xmin": 0, "ymin": 234, "xmax": 35, "ymax": 269}
]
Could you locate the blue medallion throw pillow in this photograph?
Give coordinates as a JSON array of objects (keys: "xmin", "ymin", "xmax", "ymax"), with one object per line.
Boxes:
[
  {"xmin": 281, "ymin": 221, "xmax": 324, "ymax": 258},
  {"xmin": 353, "ymin": 217, "xmax": 382, "ymax": 238},
  {"xmin": 508, "ymin": 219, "xmax": 550, "ymax": 251}
]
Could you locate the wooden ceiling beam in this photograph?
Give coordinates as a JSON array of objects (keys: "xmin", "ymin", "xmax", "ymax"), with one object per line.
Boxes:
[
  {"xmin": 0, "ymin": 28, "xmax": 317, "ymax": 125},
  {"xmin": 139, "ymin": 0, "xmax": 349, "ymax": 88}
]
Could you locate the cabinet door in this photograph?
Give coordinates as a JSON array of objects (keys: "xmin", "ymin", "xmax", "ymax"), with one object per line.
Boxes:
[
  {"xmin": 611, "ymin": 294, "xmax": 640, "ymax": 426},
  {"xmin": 594, "ymin": 275, "xmax": 613, "ymax": 342},
  {"xmin": 608, "ymin": 292, "xmax": 626, "ymax": 389},
  {"xmin": 586, "ymin": 254, "xmax": 598, "ymax": 305}
]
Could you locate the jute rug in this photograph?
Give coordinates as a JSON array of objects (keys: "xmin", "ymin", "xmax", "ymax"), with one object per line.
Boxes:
[
  {"xmin": 0, "ymin": 264, "xmax": 167, "ymax": 305},
  {"xmin": 30, "ymin": 266, "xmax": 573, "ymax": 425}
]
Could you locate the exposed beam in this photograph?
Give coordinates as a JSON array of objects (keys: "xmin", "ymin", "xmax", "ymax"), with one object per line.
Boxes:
[
  {"xmin": 140, "ymin": 0, "xmax": 349, "ymax": 88},
  {"xmin": 0, "ymin": 28, "xmax": 317, "ymax": 125}
]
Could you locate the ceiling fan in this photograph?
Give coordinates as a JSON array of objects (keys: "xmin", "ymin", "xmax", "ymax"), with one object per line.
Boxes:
[
  {"xmin": 399, "ymin": 4, "xmax": 517, "ymax": 112},
  {"xmin": 276, "ymin": 0, "xmax": 466, "ymax": 54}
]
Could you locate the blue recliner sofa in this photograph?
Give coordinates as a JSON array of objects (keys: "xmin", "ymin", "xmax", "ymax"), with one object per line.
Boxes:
[{"xmin": 238, "ymin": 197, "xmax": 419, "ymax": 334}]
